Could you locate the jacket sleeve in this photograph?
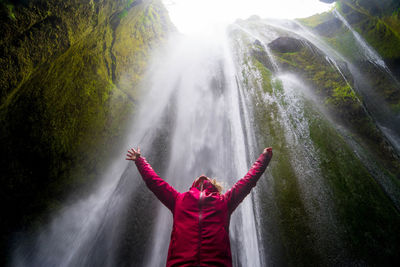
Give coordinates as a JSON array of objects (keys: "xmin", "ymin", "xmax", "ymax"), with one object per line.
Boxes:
[
  {"xmin": 224, "ymin": 153, "xmax": 271, "ymax": 214},
  {"xmin": 135, "ymin": 157, "xmax": 179, "ymax": 212}
]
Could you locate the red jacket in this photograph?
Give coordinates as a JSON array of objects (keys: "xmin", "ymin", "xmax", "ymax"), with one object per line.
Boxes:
[{"xmin": 135, "ymin": 153, "xmax": 270, "ymax": 267}]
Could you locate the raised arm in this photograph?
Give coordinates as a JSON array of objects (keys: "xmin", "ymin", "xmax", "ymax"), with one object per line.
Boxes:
[
  {"xmin": 224, "ymin": 148, "xmax": 272, "ymax": 214},
  {"xmin": 126, "ymin": 147, "xmax": 179, "ymax": 212}
]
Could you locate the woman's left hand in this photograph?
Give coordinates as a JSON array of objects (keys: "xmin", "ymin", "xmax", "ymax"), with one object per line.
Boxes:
[{"xmin": 126, "ymin": 147, "xmax": 141, "ymax": 161}]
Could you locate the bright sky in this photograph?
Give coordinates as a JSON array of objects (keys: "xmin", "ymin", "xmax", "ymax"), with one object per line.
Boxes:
[{"xmin": 162, "ymin": 0, "xmax": 335, "ymax": 34}]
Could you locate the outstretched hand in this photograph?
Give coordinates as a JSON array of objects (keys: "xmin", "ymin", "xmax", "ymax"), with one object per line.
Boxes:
[
  {"xmin": 263, "ymin": 147, "xmax": 273, "ymax": 159},
  {"xmin": 126, "ymin": 147, "xmax": 141, "ymax": 161}
]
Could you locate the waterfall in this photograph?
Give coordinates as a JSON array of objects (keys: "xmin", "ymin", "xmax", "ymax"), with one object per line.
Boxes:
[
  {"xmin": 12, "ymin": 29, "xmax": 266, "ymax": 266},
  {"xmin": 11, "ymin": 14, "xmax": 400, "ymax": 267},
  {"xmin": 332, "ymin": 9, "xmax": 389, "ymax": 71},
  {"xmin": 141, "ymin": 30, "xmax": 264, "ymax": 267}
]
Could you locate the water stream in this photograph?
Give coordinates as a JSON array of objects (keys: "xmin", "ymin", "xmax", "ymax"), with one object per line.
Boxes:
[{"xmin": 12, "ymin": 13, "xmax": 400, "ymax": 267}]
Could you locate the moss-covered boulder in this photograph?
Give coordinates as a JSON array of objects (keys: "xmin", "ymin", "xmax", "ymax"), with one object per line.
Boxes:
[
  {"xmin": 251, "ymin": 39, "xmax": 276, "ymax": 73},
  {"xmin": 268, "ymin": 36, "xmax": 304, "ymax": 53}
]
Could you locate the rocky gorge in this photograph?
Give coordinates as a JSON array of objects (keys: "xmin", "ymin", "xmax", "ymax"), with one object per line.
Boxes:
[{"xmin": 1, "ymin": 0, "xmax": 400, "ymax": 266}]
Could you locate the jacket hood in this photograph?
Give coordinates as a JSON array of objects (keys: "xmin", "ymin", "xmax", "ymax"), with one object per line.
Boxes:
[{"xmin": 191, "ymin": 177, "xmax": 219, "ymax": 193}]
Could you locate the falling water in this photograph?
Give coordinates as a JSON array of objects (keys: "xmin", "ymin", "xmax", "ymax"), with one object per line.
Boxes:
[
  {"xmin": 11, "ymin": 12, "xmax": 400, "ymax": 267},
  {"xmin": 229, "ymin": 25, "xmax": 347, "ymax": 264},
  {"xmin": 12, "ymin": 29, "xmax": 266, "ymax": 266},
  {"xmin": 332, "ymin": 9, "xmax": 388, "ymax": 70},
  {"xmin": 332, "ymin": 9, "xmax": 400, "ymax": 153},
  {"xmin": 239, "ymin": 16, "xmax": 400, "ymax": 152},
  {"xmin": 141, "ymin": 30, "xmax": 265, "ymax": 267},
  {"xmin": 234, "ymin": 16, "xmax": 400, "ymax": 214}
]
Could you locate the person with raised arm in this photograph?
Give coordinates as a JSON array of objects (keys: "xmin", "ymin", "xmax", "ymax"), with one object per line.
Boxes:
[{"xmin": 126, "ymin": 146, "xmax": 273, "ymax": 267}]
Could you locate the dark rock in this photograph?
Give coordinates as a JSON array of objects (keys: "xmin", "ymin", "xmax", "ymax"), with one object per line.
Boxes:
[
  {"xmin": 254, "ymin": 39, "xmax": 263, "ymax": 47},
  {"xmin": 320, "ymin": 0, "xmax": 336, "ymax": 3},
  {"xmin": 251, "ymin": 40, "xmax": 275, "ymax": 72},
  {"xmin": 346, "ymin": 9, "xmax": 369, "ymax": 24},
  {"xmin": 268, "ymin": 37, "xmax": 304, "ymax": 53},
  {"xmin": 315, "ymin": 18, "xmax": 343, "ymax": 37},
  {"xmin": 0, "ymin": 0, "xmax": 173, "ymax": 265},
  {"xmin": 340, "ymin": 2, "xmax": 352, "ymax": 14}
]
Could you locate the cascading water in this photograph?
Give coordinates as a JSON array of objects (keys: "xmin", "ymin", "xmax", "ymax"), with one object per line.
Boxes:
[
  {"xmin": 141, "ymin": 31, "xmax": 264, "ymax": 267},
  {"xmin": 12, "ymin": 12, "xmax": 400, "ymax": 267},
  {"xmin": 332, "ymin": 10, "xmax": 400, "ymax": 153},
  {"xmin": 229, "ymin": 23, "xmax": 347, "ymax": 265},
  {"xmin": 12, "ymin": 29, "xmax": 266, "ymax": 266},
  {"xmin": 332, "ymin": 9, "xmax": 388, "ymax": 71},
  {"xmin": 232, "ymin": 17, "xmax": 400, "ymax": 209}
]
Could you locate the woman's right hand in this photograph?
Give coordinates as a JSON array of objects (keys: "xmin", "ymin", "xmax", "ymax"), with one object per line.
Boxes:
[
  {"xmin": 263, "ymin": 147, "xmax": 273, "ymax": 159},
  {"xmin": 126, "ymin": 147, "xmax": 141, "ymax": 161}
]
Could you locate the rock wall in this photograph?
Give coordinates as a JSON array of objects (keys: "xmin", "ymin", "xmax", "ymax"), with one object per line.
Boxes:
[
  {"xmin": 232, "ymin": 4, "xmax": 400, "ymax": 263},
  {"xmin": 0, "ymin": 0, "xmax": 173, "ymax": 261}
]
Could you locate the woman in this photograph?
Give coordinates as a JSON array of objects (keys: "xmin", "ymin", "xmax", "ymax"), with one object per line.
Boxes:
[{"xmin": 126, "ymin": 147, "xmax": 273, "ymax": 267}]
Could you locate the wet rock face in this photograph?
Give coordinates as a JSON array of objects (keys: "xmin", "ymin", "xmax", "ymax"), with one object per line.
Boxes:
[
  {"xmin": 268, "ymin": 37, "xmax": 304, "ymax": 53},
  {"xmin": 314, "ymin": 18, "xmax": 342, "ymax": 37},
  {"xmin": 251, "ymin": 40, "xmax": 275, "ymax": 72},
  {"xmin": 0, "ymin": 0, "xmax": 173, "ymax": 263}
]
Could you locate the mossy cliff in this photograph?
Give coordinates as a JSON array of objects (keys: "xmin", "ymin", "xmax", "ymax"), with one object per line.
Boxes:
[
  {"xmin": 231, "ymin": 11, "xmax": 400, "ymax": 264},
  {"xmin": 304, "ymin": 0, "xmax": 400, "ymax": 63},
  {"xmin": 0, "ymin": 0, "xmax": 173, "ymax": 261},
  {"xmin": 299, "ymin": 0, "xmax": 400, "ymax": 108},
  {"xmin": 267, "ymin": 37, "xmax": 399, "ymax": 176},
  {"xmin": 337, "ymin": 0, "xmax": 400, "ymax": 63}
]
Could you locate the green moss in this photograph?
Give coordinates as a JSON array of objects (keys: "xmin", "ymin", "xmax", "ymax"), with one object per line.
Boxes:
[
  {"xmin": 325, "ymin": 30, "xmax": 362, "ymax": 60},
  {"xmin": 308, "ymin": 112, "xmax": 400, "ymax": 264},
  {"xmin": 6, "ymin": 3, "xmax": 15, "ymax": 20},
  {"xmin": 250, "ymin": 51, "xmax": 400, "ymax": 262},
  {"xmin": 360, "ymin": 17, "xmax": 400, "ymax": 59},
  {"xmin": 243, "ymin": 51, "xmax": 322, "ymax": 264},
  {"xmin": 118, "ymin": 9, "xmax": 128, "ymax": 19},
  {"xmin": 271, "ymin": 42, "xmax": 399, "ymax": 179},
  {"xmin": 253, "ymin": 59, "xmax": 273, "ymax": 94},
  {"xmin": 297, "ymin": 11, "xmax": 332, "ymax": 28},
  {"xmin": 299, "ymin": 2, "xmax": 400, "ymax": 107},
  {"xmin": 252, "ymin": 90, "xmax": 322, "ymax": 266},
  {"xmin": 272, "ymin": 78, "xmax": 284, "ymax": 94},
  {"xmin": 336, "ymin": 1, "xmax": 400, "ymax": 60},
  {"xmin": 0, "ymin": 0, "xmax": 172, "ymax": 263},
  {"xmin": 273, "ymin": 46, "xmax": 365, "ymax": 117},
  {"xmin": 326, "ymin": 84, "xmax": 358, "ymax": 105},
  {"xmin": 236, "ymin": 6, "xmax": 400, "ymax": 264}
]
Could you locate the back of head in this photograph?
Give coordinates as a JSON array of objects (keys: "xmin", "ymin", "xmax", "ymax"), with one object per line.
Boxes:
[
  {"xmin": 193, "ymin": 175, "xmax": 223, "ymax": 194},
  {"xmin": 210, "ymin": 178, "xmax": 223, "ymax": 194}
]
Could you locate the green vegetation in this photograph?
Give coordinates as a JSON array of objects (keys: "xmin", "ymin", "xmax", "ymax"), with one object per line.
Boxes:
[
  {"xmin": 272, "ymin": 42, "xmax": 399, "ymax": 175},
  {"xmin": 6, "ymin": 3, "xmax": 15, "ymax": 20},
  {"xmin": 250, "ymin": 68, "xmax": 322, "ymax": 266},
  {"xmin": 359, "ymin": 16, "xmax": 400, "ymax": 60},
  {"xmin": 253, "ymin": 59, "xmax": 273, "ymax": 94},
  {"xmin": 241, "ymin": 38, "xmax": 400, "ymax": 264},
  {"xmin": 234, "ymin": 43, "xmax": 323, "ymax": 265},
  {"xmin": 326, "ymin": 31, "xmax": 361, "ymax": 60},
  {"xmin": 297, "ymin": 11, "xmax": 333, "ymax": 28},
  {"xmin": 334, "ymin": 0, "xmax": 400, "ymax": 61},
  {"xmin": 272, "ymin": 46, "xmax": 363, "ymax": 118},
  {"xmin": 298, "ymin": 0, "xmax": 400, "ymax": 112},
  {"xmin": 308, "ymin": 112, "xmax": 400, "ymax": 265},
  {"xmin": 0, "ymin": 0, "xmax": 172, "ymax": 263}
]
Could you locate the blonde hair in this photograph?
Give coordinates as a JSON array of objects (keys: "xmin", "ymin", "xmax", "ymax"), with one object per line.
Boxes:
[{"xmin": 210, "ymin": 178, "xmax": 223, "ymax": 193}]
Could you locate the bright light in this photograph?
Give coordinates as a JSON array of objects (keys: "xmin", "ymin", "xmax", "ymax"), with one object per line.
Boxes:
[{"xmin": 163, "ymin": 0, "xmax": 335, "ymax": 34}]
